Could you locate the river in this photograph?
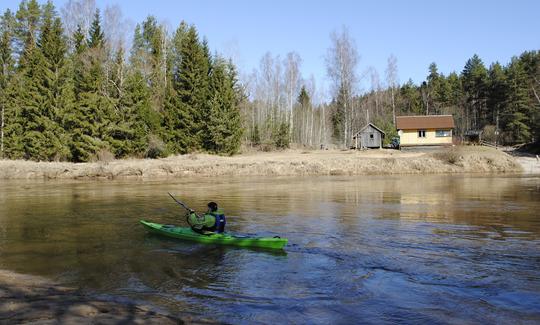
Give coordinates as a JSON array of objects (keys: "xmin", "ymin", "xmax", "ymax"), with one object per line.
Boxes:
[{"xmin": 0, "ymin": 175, "xmax": 539, "ymax": 324}]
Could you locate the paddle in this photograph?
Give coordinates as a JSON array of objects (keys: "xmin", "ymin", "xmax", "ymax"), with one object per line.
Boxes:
[
  {"xmin": 167, "ymin": 193, "xmax": 216, "ymax": 236},
  {"xmin": 167, "ymin": 192, "xmax": 194, "ymax": 213}
]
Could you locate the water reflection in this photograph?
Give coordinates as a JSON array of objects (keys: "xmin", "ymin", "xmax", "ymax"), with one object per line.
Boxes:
[{"xmin": 0, "ymin": 175, "xmax": 539, "ymax": 324}]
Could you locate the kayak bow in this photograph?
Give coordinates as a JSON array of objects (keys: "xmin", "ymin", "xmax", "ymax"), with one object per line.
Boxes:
[{"xmin": 140, "ymin": 220, "xmax": 287, "ymax": 250}]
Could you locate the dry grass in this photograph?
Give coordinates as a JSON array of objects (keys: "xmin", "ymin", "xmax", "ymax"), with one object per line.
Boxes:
[{"xmin": 0, "ymin": 146, "xmax": 523, "ymax": 180}]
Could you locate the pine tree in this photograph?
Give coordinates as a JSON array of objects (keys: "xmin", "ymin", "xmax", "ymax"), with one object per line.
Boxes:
[
  {"xmin": 462, "ymin": 54, "xmax": 488, "ymax": 129},
  {"xmin": 504, "ymin": 58, "xmax": 532, "ymax": 143},
  {"xmin": 487, "ymin": 63, "xmax": 507, "ymax": 124}
]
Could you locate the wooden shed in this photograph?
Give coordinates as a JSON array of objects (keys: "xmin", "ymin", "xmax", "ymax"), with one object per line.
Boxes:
[{"xmin": 353, "ymin": 123, "xmax": 385, "ymax": 149}]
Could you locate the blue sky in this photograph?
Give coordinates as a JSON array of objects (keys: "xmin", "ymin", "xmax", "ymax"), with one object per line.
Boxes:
[{"xmin": 2, "ymin": 0, "xmax": 539, "ymax": 94}]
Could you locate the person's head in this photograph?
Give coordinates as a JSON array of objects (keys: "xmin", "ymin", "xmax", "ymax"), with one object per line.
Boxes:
[{"xmin": 207, "ymin": 201, "xmax": 218, "ymax": 212}]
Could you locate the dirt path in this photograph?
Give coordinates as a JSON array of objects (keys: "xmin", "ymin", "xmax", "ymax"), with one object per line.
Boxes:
[
  {"xmin": 513, "ymin": 155, "xmax": 540, "ymax": 174},
  {"xmin": 0, "ymin": 270, "xmax": 212, "ymax": 324}
]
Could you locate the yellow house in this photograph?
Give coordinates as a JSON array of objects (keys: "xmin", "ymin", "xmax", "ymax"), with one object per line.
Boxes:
[{"xmin": 396, "ymin": 115, "xmax": 455, "ymax": 147}]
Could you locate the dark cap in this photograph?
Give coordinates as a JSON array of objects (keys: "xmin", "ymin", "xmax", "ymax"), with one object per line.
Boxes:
[{"xmin": 207, "ymin": 202, "xmax": 218, "ymax": 212}]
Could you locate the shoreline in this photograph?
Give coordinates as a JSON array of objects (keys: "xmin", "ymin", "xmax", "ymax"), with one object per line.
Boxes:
[
  {"xmin": 0, "ymin": 146, "xmax": 527, "ymax": 180},
  {"xmin": 0, "ymin": 269, "xmax": 208, "ymax": 324}
]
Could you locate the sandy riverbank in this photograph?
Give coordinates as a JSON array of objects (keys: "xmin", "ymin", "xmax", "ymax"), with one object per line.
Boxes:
[
  {"xmin": 0, "ymin": 269, "xmax": 213, "ymax": 324},
  {"xmin": 0, "ymin": 146, "xmax": 524, "ymax": 180}
]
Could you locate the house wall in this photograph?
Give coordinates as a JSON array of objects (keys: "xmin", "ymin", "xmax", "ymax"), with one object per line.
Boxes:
[{"xmin": 399, "ymin": 128, "xmax": 453, "ymax": 146}]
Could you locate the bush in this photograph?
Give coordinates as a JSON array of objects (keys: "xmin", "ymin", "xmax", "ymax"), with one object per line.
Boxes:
[
  {"xmin": 91, "ymin": 148, "xmax": 115, "ymax": 164},
  {"xmin": 146, "ymin": 135, "xmax": 168, "ymax": 159},
  {"xmin": 272, "ymin": 122, "xmax": 290, "ymax": 149},
  {"xmin": 433, "ymin": 148, "xmax": 460, "ymax": 164},
  {"xmin": 482, "ymin": 125, "xmax": 497, "ymax": 143},
  {"xmin": 260, "ymin": 142, "xmax": 275, "ymax": 152},
  {"xmin": 250, "ymin": 125, "xmax": 261, "ymax": 146}
]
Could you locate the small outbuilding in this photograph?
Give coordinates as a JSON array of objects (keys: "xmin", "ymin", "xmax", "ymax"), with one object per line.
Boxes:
[
  {"xmin": 464, "ymin": 129, "xmax": 483, "ymax": 144},
  {"xmin": 353, "ymin": 123, "xmax": 385, "ymax": 149}
]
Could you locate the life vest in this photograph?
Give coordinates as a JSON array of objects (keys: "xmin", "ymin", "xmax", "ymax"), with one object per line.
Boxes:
[{"xmin": 209, "ymin": 208, "xmax": 226, "ymax": 233}]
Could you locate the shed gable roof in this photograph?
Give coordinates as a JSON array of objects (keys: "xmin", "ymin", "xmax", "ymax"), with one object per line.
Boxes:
[
  {"xmin": 396, "ymin": 115, "xmax": 455, "ymax": 130},
  {"xmin": 353, "ymin": 123, "xmax": 385, "ymax": 137}
]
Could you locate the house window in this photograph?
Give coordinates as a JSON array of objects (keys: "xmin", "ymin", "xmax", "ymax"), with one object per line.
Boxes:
[
  {"xmin": 370, "ymin": 133, "xmax": 374, "ymax": 139},
  {"xmin": 436, "ymin": 129, "xmax": 451, "ymax": 137},
  {"xmin": 418, "ymin": 130, "xmax": 426, "ymax": 138}
]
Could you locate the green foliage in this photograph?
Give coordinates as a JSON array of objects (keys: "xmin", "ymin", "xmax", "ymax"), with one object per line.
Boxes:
[
  {"xmin": 331, "ymin": 85, "xmax": 346, "ymax": 141},
  {"xmin": 205, "ymin": 58, "xmax": 243, "ymax": 155},
  {"xmin": 250, "ymin": 124, "xmax": 261, "ymax": 145},
  {"xmin": 164, "ymin": 25, "xmax": 211, "ymax": 153},
  {"xmin": 3, "ymin": 0, "xmax": 537, "ymax": 161},
  {"xmin": 87, "ymin": 10, "xmax": 104, "ymax": 49},
  {"xmin": 0, "ymin": 9, "xmax": 16, "ymax": 158},
  {"xmin": 272, "ymin": 121, "xmax": 290, "ymax": 149},
  {"xmin": 399, "ymin": 79, "xmax": 423, "ymax": 114},
  {"xmin": 373, "ymin": 117, "xmax": 397, "ymax": 146}
]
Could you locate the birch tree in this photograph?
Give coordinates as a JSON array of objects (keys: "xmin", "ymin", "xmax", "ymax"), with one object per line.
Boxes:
[
  {"xmin": 385, "ymin": 54, "xmax": 398, "ymax": 125},
  {"xmin": 325, "ymin": 27, "xmax": 358, "ymax": 147},
  {"xmin": 283, "ymin": 52, "xmax": 301, "ymax": 141},
  {"xmin": 61, "ymin": 0, "xmax": 96, "ymax": 41}
]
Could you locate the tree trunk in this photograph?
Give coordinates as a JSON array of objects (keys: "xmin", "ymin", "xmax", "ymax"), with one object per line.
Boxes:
[
  {"xmin": 391, "ymin": 86, "xmax": 396, "ymax": 125},
  {"xmin": 1, "ymin": 102, "xmax": 4, "ymax": 158}
]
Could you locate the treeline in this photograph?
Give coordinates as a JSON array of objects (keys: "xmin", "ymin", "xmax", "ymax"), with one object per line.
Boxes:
[
  {"xmin": 1, "ymin": 1, "xmax": 538, "ymax": 162},
  {"xmin": 244, "ymin": 28, "xmax": 539, "ymax": 149},
  {"xmin": 361, "ymin": 52, "xmax": 540, "ymax": 145},
  {"xmin": 0, "ymin": 0, "xmax": 243, "ymax": 162}
]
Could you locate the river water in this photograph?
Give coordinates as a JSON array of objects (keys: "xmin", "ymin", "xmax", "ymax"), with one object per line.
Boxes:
[{"xmin": 0, "ymin": 175, "xmax": 539, "ymax": 324}]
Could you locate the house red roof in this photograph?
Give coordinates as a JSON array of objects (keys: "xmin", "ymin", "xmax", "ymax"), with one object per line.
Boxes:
[{"xmin": 396, "ymin": 115, "xmax": 455, "ymax": 130}]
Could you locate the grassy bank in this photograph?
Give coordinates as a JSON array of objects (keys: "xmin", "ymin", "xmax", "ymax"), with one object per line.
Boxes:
[{"xmin": 0, "ymin": 146, "xmax": 522, "ymax": 180}]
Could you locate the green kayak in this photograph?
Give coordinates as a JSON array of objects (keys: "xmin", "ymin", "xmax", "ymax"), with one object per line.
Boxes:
[{"xmin": 140, "ymin": 220, "xmax": 288, "ymax": 250}]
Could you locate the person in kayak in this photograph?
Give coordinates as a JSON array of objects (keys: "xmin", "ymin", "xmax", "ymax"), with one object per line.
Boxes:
[{"xmin": 187, "ymin": 202, "xmax": 226, "ymax": 234}]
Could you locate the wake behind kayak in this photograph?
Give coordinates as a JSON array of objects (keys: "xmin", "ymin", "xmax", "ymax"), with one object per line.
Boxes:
[{"xmin": 140, "ymin": 220, "xmax": 288, "ymax": 250}]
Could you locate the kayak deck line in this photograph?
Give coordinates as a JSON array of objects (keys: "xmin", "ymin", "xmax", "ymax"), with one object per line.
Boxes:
[{"xmin": 140, "ymin": 220, "xmax": 288, "ymax": 250}]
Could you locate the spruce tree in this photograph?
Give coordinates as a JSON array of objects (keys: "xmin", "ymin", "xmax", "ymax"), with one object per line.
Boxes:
[
  {"xmin": 16, "ymin": 1, "xmax": 71, "ymax": 160},
  {"xmin": 399, "ymin": 79, "xmax": 423, "ymax": 114},
  {"xmin": 331, "ymin": 85, "xmax": 346, "ymax": 141},
  {"xmin": 504, "ymin": 58, "xmax": 532, "ymax": 143},
  {"xmin": 206, "ymin": 58, "xmax": 243, "ymax": 154},
  {"xmin": 87, "ymin": 10, "xmax": 104, "ymax": 49},
  {"xmin": 14, "ymin": 0, "xmax": 41, "ymax": 64},
  {"xmin": 0, "ymin": 9, "xmax": 15, "ymax": 158},
  {"xmin": 107, "ymin": 69, "xmax": 151, "ymax": 157},
  {"xmin": 165, "ymin": 25, "xmax": 210, "ymax": 153},
  {"xmin": 67, "ymin": 9, "xmax": 112, "ymax": 161}
]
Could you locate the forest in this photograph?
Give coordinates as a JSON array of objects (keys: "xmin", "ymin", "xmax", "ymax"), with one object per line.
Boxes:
[{"xmin": 0, "ymin": 0, "xmax": 539, "ymax": 162}]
